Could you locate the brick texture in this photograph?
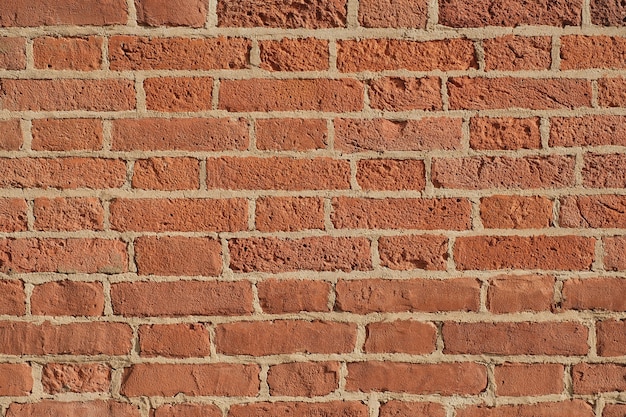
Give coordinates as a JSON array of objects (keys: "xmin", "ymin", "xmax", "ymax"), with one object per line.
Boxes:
[{"xmin": 0, "ymin": 0, "xmax": 623, "ymax": 414}]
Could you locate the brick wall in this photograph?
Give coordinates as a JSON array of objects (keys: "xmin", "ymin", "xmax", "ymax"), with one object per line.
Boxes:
[{"xmin": 0, "ymin": 0, "xmax": 626, "ymax": 415}]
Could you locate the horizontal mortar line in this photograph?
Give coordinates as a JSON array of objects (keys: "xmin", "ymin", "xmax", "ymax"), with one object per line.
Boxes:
[
  {"xmin": 2, "ymin": 68, "xmax": 626, "ymax": 80},
  {"xmin": 0, "ymin": 24, "xmax": 625, "ymax": 38},
  {"xmin": 11, "ymin": 268, "xmax": 626, "ymax": 283},
  {"xmin": 4, "ymin": 107, "xmax": 626, "ymax": 120},
  {"xmin": 1, "ymin": 146, "xmax": 625, "ymax": 159},
  {"xmin": 5, "ymin": 187, "xmax": 626, "ymax": 200},
  {"xmin": 0, "ymin": 350, "xmax": 623, "ymax": 365},
  {"xmin": 1, "ymin": 226, "xmax": 625, "ymax": 239},
  {"xmin": 2, "ymin": 310, "xmax": 625, "ymax": 326}
]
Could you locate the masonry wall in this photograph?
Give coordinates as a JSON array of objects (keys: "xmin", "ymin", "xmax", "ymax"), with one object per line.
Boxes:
[{"xmin": 0, "ymin": 0, "xmax": 626, "ymax": 416}]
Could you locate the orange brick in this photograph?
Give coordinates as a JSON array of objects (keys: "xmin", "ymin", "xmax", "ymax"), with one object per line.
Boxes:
[
  {"xmin": 259, "ymin": 38, "xmax": 329, "ymax": 71},
  {"xmin": 144, "ymin": 77, "xmax": 213, "ymax": 112},
  {"xmin": 112, "ymin": 281, "xmax": 253, "ymax": 316},
  {"xmin": 31, "ymin": 119, "xmax": 102, "ymax": 151},
  {"xmin": 605, "ymin": 236, "xmax": 626, "ymax": 270},
  {"xmin": 495, "ymin": 363, "xmax": 564, "ymax": 396},
  {"xmin": 154, "ymin": 404, "xmax": 222, "ymax": 417},
  {"xmin": 378, "ymin": 235, "xmax": 449, "ymax": 271},
  {"xmin": 356, "ymin": 159, "xmax": 426, "ymax": 191},
  {"xmin": 0, "ymin": 280, "xmax": 25, "ymax": 315},
  {"xmin": 335, "ymin": 118, "xmax": 462, "ymax": 152},
  {"xmin": 216, "ymin": 320, "xmax": 357, "ymax": 355},
  {"xmin": 337, "ymin": 39, "xmax": 476, "ymax": 72},
  {"xmin": 470, "ymin": 117, "xmax": 541, "ymax": 150},
  {"xmin": 229, "ymin": 237, "xmax": 371, "ymax": 273},
  {"xmin": 0, "ymin": 120, "xmax": 22, "ymax": 150},
  {"xmin": 229, "ymin": 402, "xmax": 368, "ymax": 417},
  {"xmin": 42, "ymin": 363, "xmax": 111, "ymax": 394},
  {"xmin": 483, "ymin": 36, "xmax": 551, "ymax": 70},
  {"xmin": 487, "ymin": 275, "xmax": 555, "ymax": 313},
  {"xmin": 135, "ymin": 0, "xmax": 207, "ymax": 27},
  {"xmin": 368, "ymin": 77, "xmax": 441, "ymax": 111},
  {"xmin": 0, "ymin": 363, "xmax": 32, "ymax": 396},
  {"xmin": 456, "ymin": 401, "xmax": 593, "ymax": 417},
  {"xmin": 132, "ymin": 157, "xmax": 200, "ymax": 190},
  {"xmin": 598, "ymin": 77, "xmax": 626, "ymax": 107},
  {"xmin": 34, "ymin": 36, "xmax": 102, "ymax": 70},
  {"xmin": 480, "ymin": 195, "xmax": 553, "ymax": 229},
  {"xmin": 597, "ymin": 319, "xmax": 626, "ymax": 356},
  {"xmin": 562, "ymin": 278, "xmax": 626, "ymax": 311},
  {"xmin": 267, "ymin": 362, "xmax": 340, "ymax": 396},
  {"xmin": 332, "ymin": 197, "xmax": 471, "ymax": 230},
  {"xmin": 550, "ymin": 116, "xmax": 626, "ymax": 147},
  {"xmin": 33, "ymin": 198, "xmax": 104, "ymax": 231},
  {"xmin": 133, "ymin": 236, "xmax": 222, "ymax": 276},
  {"xmin": 358, "ymin": 0, "xmax": 428, "ymax": 27},
  {"xmin": 561, "ymin": 35, "xmax": 626, "ymax": 69},
  {"xmin": 0, "ymin": 38, "xmax": 26, "ymax": 69},
  {"xmin": 364, "ymin": 321, "xmax": 437, "ymax": 354},
  {"xmin": 0, "ymin": 0, "xmax": 128, "ymax": 26},
  {"xmin": 0, "ymin": 199, "xmax": 28, "ymax": 232},
  {"xmin": 583, "ymin": 154, "xmax": 626, "ymax": 188},
  {"xmin": 380, "ymin": 402, "xmax": 446, "ymax": 417},
  {"xmin": 139, "ymin": 324, "xmax": 210, "ymax": 357},
  {"xmin": 255, "ymin": 197, "xmax": 324, "ymax": 232},
  {"xmin": 255, "ymin": 119, "xmax": 327, "ymax": 151},
  {"xmin": 31, "ymin": 281, "xmax": 104, "ymax": 316},
  {"xmin": 257, "ymin": 279, "xmax": 331, "ymax": 313},
  {"xmin": 573, "ymin": 364, "xmax": 626, "ymax": 394},
  {"xmin": 6, "ymin": 401, "xmax": 140, "ymax": 417}
]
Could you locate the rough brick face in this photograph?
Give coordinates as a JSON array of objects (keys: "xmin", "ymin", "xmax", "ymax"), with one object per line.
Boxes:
[{"xmin": 1, "ymin": 0, "xmax": 623, "ymax": 413}]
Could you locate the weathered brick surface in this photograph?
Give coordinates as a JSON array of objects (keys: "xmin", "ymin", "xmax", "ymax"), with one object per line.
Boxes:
[{"xmin": 0, "ymin": 0, "xmax": 623, "ymax": 412}]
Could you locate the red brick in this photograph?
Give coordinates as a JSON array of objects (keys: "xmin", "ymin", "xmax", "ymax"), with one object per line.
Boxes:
[
  {"xmin": 346, "ymin": 362, "xmax": 486, "ymax": 394},
  {"xmin": 456, "ymin": 401, "xmax": 594, "ymax": 417},
  {"xmin": 604, "ymin": 236, "xmax": 626, "ymax": 270},
  {"xmin": 216, "ymin": 320, "xmax": 357, "ymax": 355},
  {"xmin": 207, "ymin": 157, "xmax": 350, "ymax": 190},
  {"xmin": 230, "ymin": 237, "xmax": 371, "ymax": 273},
  {"xmin": 0, "ymin": 120, "xmax": 22, "ymax": 150},
  {"xmin": 365, "ymin": 321, "xmax": 437, "ymax": 354},
  {"xmin": 255, "ymin": 118, "xmax": 327, "ymax": 151},
  {"xmin": 443, "ymin": 322, "xmax": 589, "ymax": 355},
  {"xmin": 0, "ymin": 363, "xmax": 31, "ymax": 396},
  {"xmin": 217, "ymin": 0, "xmax": 347, "ymax": 28},
  {"xmin": 154, "ymin": 404, "xmax": 222, "ymax": 417},
  {"xmin": 573, "ymin": 364, "xmax": 626, "ymax": 394},
  {"xmin": 335, "ymin": 118, "xmax": 462, "ymax": 152},
  {"xmin": 258, "ymin": 279, "xmax": 331, "ymax": 313},
  {"xmin": 109, "ymin": 36, "xmax": 250, "ymax": 70},
  {"xmin": 144, "ymin": 77, "xmax": 212, "ymax": 112},
  {"xmin": 455, "ymin": 236, "xmax": 595, "ymax": 270},
  {"xmin": 0, "ymin": 38, "xmax": 26, "ymax": 69},
  {"xmin": 356, "ymin": 159, "xmax": 426, "ymax": 191},
  {"xmin": 597, "ymin": 319, "xmax": 626, "ymax": 356},
  {"xmin": 484, "ymin": 36, "xmax": 551, "ymax": 70},
  {"xmin": 135, "ymin": 0, "xmax": 207, "ymax": 27},
  {"xmin": 439, "ymin": 0, "xmax": 581, "ymax": 27},
  {"xmin": 31, "ymin": 281, "xmax": 104, "ymax": 316},
  {"xmin": 448, "ymin": 77, "xmax": 591, "ymax": 110},
  {"xmin": 229, "ymin": 402, "xmax": 368, "ymax": 417},
  {"xmin": 432, "ymin": 156, "xmax": 575, "ymax": 189},
  {"xmin": 33, "ymin": 197, "xmax": 104, "ymax": 231},
  {"xmin": 112, "ymin": 281, "xmax": 252, "ymax": 317},
  {"xmin": 0, "ymin": 238, "xmax": 128, "ymax": 274},
  {"xmin": 132, "ymin": 157, "xmax": 200, "ymax": 190},
  {"xmin": 480, "ymin": 195, "xmax": 553, "ymax": 229},
  {"xmin": 368, "ymin": 77, "xmax": 441, "ymax": 111},
  {"xmin": 112, "ymin": 118, "xmax": 248, "ymax": 151},
  {"xmin": 0, "ymin": 79, "xmax": 135, "ymax": 111},
  {"xmin": 219, "ymin": 79, "xmax": 363, "ymax": 111},
  {"xmin": 255, "ymin": 197, "xmax": 324, "ymax": 232},
  {"xmin": 378, "ymin": 235, "xmax": 449, "ymax": 271},
  {"xmin": 598, "ymin": 77, "xmax": 626, "ymax": 107},
  {"xmin": 0, "ymin": 280, "xmax": 25, "ymax": 315},
  {"xmin": 550, "ymin": 116, "xmax": 626, "ymax": 147},
  {"xmin": 591, "ymin": 0, "xmax": 626, "ymax": 25},
  {"xmin": 381, "ymin": 403, "xmax": 445, "ymax": 417},
  {"xmin": 42, "ymin": 363, "xmax": 111, "ymax": 394},
  {"xmin": 562, "ymin": 278, "xmax": 626, "ymax": 311},
  {"xmin": 487, "ymin": 275, "xmax": 555, "ymax": 313},
  {"xmin": 336, "ymin": 278, "xmax": 480, "ymax": 313},
  {"xmin": 121, "ymin": 364, "xmax": 259, "ymax": 396},
  {"xmin": 0, "ymin": 0, "xmax": 128, "ymax": 26},
  {"xmin": 0, "ymin": 199, "xmax": 27, "ymax": 232},
  {"xmin": 495, "ymin": 363, "xmax": 564, "ymax": 396},
  {"xmin": 561, "ymin": 196, "xmax": 626, "ymax": 228},
  {"xmin": 358, "ymin": 0, "xmax": 428, "ymax": 27},
  {"xmin": 584, "ymin": 154, "xmax": 626, "ymax": 187},
  {"xmin": 6, "ymin": 401, "xmax": 140, "ymax": 417},
  {"xmin": 338, "ymin": 39, "xmax": 476, "ymax": 72},
  {"xmin": 332, "ymin": 197, "xmax": 471, "ymax": 230},
  {"xmin": 0, "ymin": 158, "xmax": 126, "ymax": 189},
  {"xmin": 260, "ymin": 38, "xmax": 329, "ymax": 71},
  {"xmin": 34, "ymin": 36, "xmax": 102, "ymax": 70},
  {"xmin": 139, "ymin": 324, "xmax": 210, "ymax": 357},
  {"xmin": 470, "ymin": 117, "xmax": 541, "ymax": 150},
  {"xmin": 561, "ymin": 36, "xmax": 626, "ymax": 69},
  {"xmin": 604, "ymin": 405, "xmax": 626, "ymax": 417},
  {"xmin": 267, "ymin": 362, "xmax": 340, "ymax": 396},
  {"xmin": 31, "ymin": 119, "xmax": 102, "ymax": 151},
  {"xmin": 133, "ymin": 237, "xmax": 222, "ymax": 276},
  {"xmin": 0, "ymin": 321, "xmax": 132, "ymax": 355},
  {"xmin": 111, "ymin": 198, "xmax": 246, "ymax": 232}
]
